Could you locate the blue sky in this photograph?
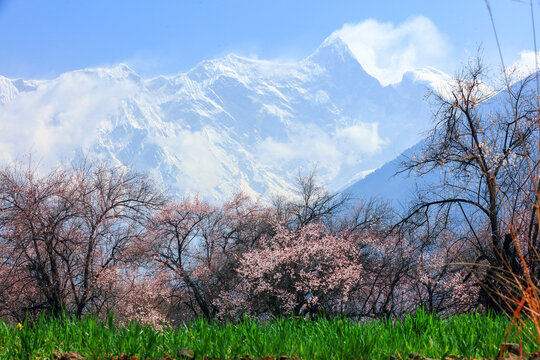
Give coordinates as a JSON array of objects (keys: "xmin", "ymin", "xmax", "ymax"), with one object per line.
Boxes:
[{"xmin": 0, "ymin": 0, "xmax": 538, "ymax": 80}]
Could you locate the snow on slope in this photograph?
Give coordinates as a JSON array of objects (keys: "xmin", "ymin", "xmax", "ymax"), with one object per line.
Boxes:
[
  {"xmin": 345, "ymin": 70, "xmax": 538, "ymax": 207},
  {"xmin": 343, "ymin": 140, "xmax": 437, "ymax": 209},
  {"xmin": 0, "ymin": 36, "xmax": 447, "ymax": 202}
]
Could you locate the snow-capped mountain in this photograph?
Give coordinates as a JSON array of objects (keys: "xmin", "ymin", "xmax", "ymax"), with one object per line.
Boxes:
[{"xmin": 0, "ymin": 35, "xmax": 447, "ymax": 202}]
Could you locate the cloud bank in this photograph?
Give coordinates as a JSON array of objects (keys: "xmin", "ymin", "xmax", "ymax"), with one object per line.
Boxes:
[
  {"xmin": 0, "ymin": 70, "xmax": 136, "ymax": 168},
  {"xmin": 510, "ymin": 50, "xmax": 540, "ymax": 79},
  {"xmin": 255, "ymin": 123, "xmax": 385, "ymax": 181},
  {"xmin": 333, "ymin": 16, "xmax": 450, "ymax": 86}
]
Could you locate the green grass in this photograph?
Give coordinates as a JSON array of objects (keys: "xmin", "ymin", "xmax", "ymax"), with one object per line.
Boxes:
[{"xmin": 0, "ymin": 310, "xmax": 535, "ymax": 359}]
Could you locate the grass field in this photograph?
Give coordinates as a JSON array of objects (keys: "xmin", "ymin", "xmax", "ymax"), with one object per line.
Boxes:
[{"xmin": 0, "ymin": 310, "xmax": 535, "ymax": 360}]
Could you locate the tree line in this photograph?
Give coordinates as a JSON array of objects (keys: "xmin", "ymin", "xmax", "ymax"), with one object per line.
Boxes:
[{"xmin": 0, "ymin": 59, "xmax": 538, "ymax": 325}]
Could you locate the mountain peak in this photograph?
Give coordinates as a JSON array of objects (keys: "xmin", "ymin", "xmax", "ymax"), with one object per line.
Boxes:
[
  {"xmin": 71, "ymin": 63, "xmax": 141, "ymax": 82},
  {"xmin": 305, "ymin": 34, "xmax": 383, "ymax": 91},
  {"xmin": 116, "ymin": 62, "xmax": 136, "ymax": 73},
  {"xmin": 397, "ymin": 67, "xmax": 452, "ymax": 98},
  {"xmin": 108, "ymin": 63, "xmax": 140, "ymax": 79},
  {"xmin": 307, "ymin": 35, "xmax": 358, "ymax": 65}
]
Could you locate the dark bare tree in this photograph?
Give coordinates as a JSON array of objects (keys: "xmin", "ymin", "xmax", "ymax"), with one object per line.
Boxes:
[
  {"xmin": 400, "ymin": 57, "xmax": 540, "ymax": 311},
  {"xmin": 272, "ymin": 170, "xmax": 350, "ymax": 229}
]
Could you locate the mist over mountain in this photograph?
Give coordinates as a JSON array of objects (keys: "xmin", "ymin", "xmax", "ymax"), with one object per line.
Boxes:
[{"xmin": 0, "ymin": 35, "xmax": 448, "ymax": 202}]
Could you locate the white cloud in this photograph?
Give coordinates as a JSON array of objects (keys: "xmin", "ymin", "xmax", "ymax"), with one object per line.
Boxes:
[
  {"xmin": 0, "ymin": 69, "xmax": 137, "ymax": 168},
  {"xmin": 159, "ymin": 128, "xmax": 229, "ymax": 194},
  {"xmin": 510, "ymin": 50, "xmax": 540, "ymax": 79},
  {"xmin": 333, "ymin": 16, "xmax": 450, "ymax": 86},
  {"xmin": 256, "ymin": 123, "xmax": 384, "ymax": 180},
  {"xmin": 335, "ymin": 123, "xmax": 383, "ymax": 154},
  {"xmin": 256, "ymin": 128, "xmax": 341, "ymax": 168}
]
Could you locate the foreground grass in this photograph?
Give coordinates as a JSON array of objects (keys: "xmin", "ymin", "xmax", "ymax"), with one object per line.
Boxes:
[{"xmin": 0, "ymin": 310, "xmax": 536, "ymax": 359}]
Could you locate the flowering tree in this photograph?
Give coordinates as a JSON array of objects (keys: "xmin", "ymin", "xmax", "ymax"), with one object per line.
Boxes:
[
  {"xmin": 147, "ymin": 193, "xmax": 271, "ymax": 320},
  {"xmin": 404, "ymin": 229, "xmax": 481, "ymax": 315},
  {"xmin": 99, "ymin": 266, "xmax": 172, "ymax": 328},
  {"xmin": 216, "ymin": 222, "xmax": 364, "ymax": 318},
  {"xmin": 0, "ymin": 160, "xmax": 164, "ymax": 320},
  {"xmin": 147, "ymin": 197, "xmax": 219, "ymax": 319},
  {"xmin": 215, "ymin": 177, "xmax": 482, "ymax": 319}
]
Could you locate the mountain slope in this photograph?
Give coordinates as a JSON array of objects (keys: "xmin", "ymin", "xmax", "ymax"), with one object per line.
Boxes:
[
  {"xmin": 345, "ymin": 71, "xmax": 537, "ymax": 207},
  {"xmin": 343, "ymin": 140, "xmax": 440, "ymax": 210}
]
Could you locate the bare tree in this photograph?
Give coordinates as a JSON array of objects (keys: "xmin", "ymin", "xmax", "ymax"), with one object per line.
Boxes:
[
  {"xmin": 272, "ymin": 170, "xmax": 350, "ymax": 229},
  {"xmin": 400, "ymin": 57, "xmax": 539, "ymax": 310}
]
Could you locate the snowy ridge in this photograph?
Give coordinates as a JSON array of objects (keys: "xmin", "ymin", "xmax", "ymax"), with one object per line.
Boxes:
[{"xmin": 0, "ymin": 36, "xmax": 449, "ymax": 202}]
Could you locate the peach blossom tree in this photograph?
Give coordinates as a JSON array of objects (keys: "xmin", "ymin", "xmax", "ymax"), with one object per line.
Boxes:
[{"xmin": 0, "ymin": 160, "xmax": 165, "ymax": 321}]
